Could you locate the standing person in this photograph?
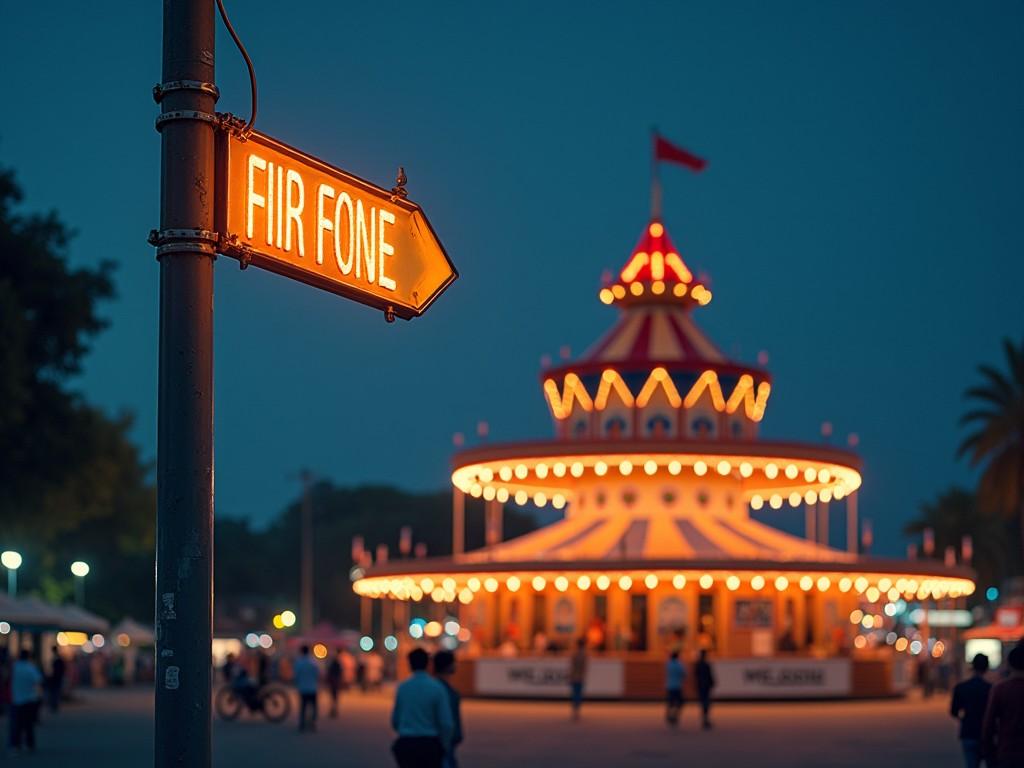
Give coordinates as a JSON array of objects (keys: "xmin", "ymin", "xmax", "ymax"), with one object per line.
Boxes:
[
  {"xmin": 365, "ymin": 649, "xmax": 385, "ymax": 691},
  {"xmin": 433, "ymin": 651, "xmax": 463, "ymax": 768},
  {"xmin": 9, "ymin": 650, "xmax": 42, "ymax": 754},
  {"xmin": 391, "ymin": 648, "xmax": 453, "ymax": 768},
  {"xmin": 293, "ymin": 645, "xmax": 320, "ymax": 733},
  {"xmin": 665, "ymin": 651, "xmax": 686, "ymax": 726},
  {"xmin": 47, "ymin": 646, "xmax": 66, "ymax": 713},
  {"xmin": 569, "ymin": 637, "xmax": 587, "ymax": 721},
  {"xmin": 950, "ymin": 653, "xmax": 992, "ymax": 768},
  {"xmin": 695, "ymin": 649, "xmax": 715, "ymax": 730},
  {"xmin": 983, "ymin": 644, "xmax": 1024, "ymax": 767},
  {"xmin": 327, "ymin": 648, "xmax": 343, "ymax": 718}
]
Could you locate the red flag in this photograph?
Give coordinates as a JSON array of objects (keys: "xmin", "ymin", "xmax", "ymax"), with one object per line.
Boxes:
[{"xmin": 654, "ymin": 135, "xmax": 707, "ymax": 172}]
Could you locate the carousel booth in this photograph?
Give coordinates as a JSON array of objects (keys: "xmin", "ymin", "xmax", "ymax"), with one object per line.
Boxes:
[{"xmin": 355, "ymin": 217, "xmax": 974, "ymax": 700}]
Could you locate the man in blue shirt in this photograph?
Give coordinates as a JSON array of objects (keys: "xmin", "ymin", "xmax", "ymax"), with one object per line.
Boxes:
[
  {"xmin": 665, "ymin": 651, "xmax": 686, "ymax": 726},
  {"xmin": 391, "ymin": 648, "xmax": 453, "ymax": 768},
  {"xmin": 293, "ymin": 645, "xmax": 320, "ymax": 732},
  {"xmin": 10, "ymin": 650, "xmax": 43, "ymax": 753},
  {"xmin": 433, "ymin": 650, "xmax": 463, "ymax": 768},
  {"xmin": 950, "ymin": 653, "xmax": 992, "ymax": 768}
]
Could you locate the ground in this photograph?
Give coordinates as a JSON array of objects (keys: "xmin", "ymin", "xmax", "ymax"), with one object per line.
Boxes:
[{"xmin": 14, "ymin": 687, "xmax": 963, "ymax": 767}]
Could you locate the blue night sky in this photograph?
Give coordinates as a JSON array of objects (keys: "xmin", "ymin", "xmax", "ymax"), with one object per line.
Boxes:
[{"xmin": 3, "ymin": 2, "xmax": 1022, "ymax": 555}]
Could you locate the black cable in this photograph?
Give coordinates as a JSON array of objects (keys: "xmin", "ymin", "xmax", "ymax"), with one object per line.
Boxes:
[{"xmin": 216, "ymin": 0, "xmax": 257, "ymax": 137}]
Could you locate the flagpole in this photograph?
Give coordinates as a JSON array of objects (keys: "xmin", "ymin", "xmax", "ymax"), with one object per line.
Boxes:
[{"xmin": 650, "ymin": 126, "xmax": 662, "ymax": 220}]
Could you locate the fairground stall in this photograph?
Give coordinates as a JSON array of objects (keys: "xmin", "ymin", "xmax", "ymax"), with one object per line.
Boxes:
[{"xmin": 354, "ymin": 214, "xmax": 975, "ymax": 699}]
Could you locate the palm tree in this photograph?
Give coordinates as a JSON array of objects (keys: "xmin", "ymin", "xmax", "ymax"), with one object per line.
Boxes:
[
  {"xmin": 959, "ymin": 338, "xmax": 1024, "ymax": 558},
  {"xmin": 904, "ymin": 487, "xmax": 1017, "ymax": 593}
]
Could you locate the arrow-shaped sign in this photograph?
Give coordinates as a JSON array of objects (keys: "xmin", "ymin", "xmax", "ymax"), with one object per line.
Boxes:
[{"xmin": 215, "ymin": 130, "xmax": 456, "ymax": 320}]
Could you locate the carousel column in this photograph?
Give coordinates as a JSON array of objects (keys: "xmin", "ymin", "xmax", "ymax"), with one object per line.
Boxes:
[
  {"xmin": 846, "ymin": 491, "xmax": 859, "ymax": 553},
  {"xmin": 485, "ymin": 499, "xmax": 503, "ymax": 547},
  {"xmin": 452, "ymin": 489, "xmax": 465, "ymax": 556},
  {"xmin": 818, "ymin": 501, "xmax": 830, "ymax": 547},
  {"xmin": 805, "ymin": 502, "xmax": 816, "ymax": 542}
]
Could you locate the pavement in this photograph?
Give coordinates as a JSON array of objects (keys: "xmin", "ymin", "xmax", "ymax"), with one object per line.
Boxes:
[{"xmin": 10, "ymin": 687, "xmax": 963, "ymax": 767}]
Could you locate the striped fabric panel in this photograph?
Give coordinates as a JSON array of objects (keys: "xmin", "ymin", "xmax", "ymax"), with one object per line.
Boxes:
[
  {"xmin": 676, "ymin": 313, "xmax": 726, "ymax": 362},
  {"xmin": 625, "ymin": 312, "xmax": 654, "ymax": 362},
  {"xmin": 716, "ymin": 519, "xmax": 782, "ymax": 555},
  {"xmin": 691, "ymin": 516, "xmax": 770, "ymax": 558},
  {"xmin": 644, "ymin": 513, "xmax": 695, "ymax": 558},
  {"xmin": 544, "ymin": 518, "xmax": 608, "ymax": 556},
  {"xmin": 595, "ymin": 312, "xmax": 646, "ymax": 361},
  {"xmin": 647, "ymin": 310, "xmax": 680, "ymax": 360},
  {"xmin": 567, "ymin": 515, "xmax": 635, "ymax": 559},
  {"xmin": 470, "ymin": 514, "xmax": 599, "ymax": 562},
  {"xmin": 731, "ymin": 517, "xmax": 854, "ymax": 562},
  {"xmin": 673, "ymin": 518, "xmax": 729, "ymax": 557},
  {"xmin": 604, "ymin": 519, "xmax": 649, "ymax": 559}
]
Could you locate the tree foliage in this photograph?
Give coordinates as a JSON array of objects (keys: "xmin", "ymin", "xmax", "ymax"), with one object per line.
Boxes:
[
  {"xmin": 0, "ymin": 167, "xmax": 155, "ymax": 619},
  {"xmin": 959, "ymin": 338, "xmax": 1024, "ymax": 557},
  {"xmin": 214, "ymin": 483, "xmax": 538, "ymax": 630}
]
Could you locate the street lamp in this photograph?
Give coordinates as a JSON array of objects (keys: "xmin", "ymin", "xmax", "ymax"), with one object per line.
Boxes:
[
  {"xmin": 1, "ymin": 550, "xmax": 22, "ymax": 597},
  {"xmin": 71, "ymin": 560, "xmax": 90, "ymax": 607}
]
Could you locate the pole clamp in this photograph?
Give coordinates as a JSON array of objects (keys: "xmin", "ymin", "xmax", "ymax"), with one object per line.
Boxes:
[
  {"xmin": 155, "ymin": 110, "xmax": 224, "ymax": 132},
  {"xmin": 218, "ymin": 233, "xmax": 255, "ymax": 269},
  {"xmin": 215, "ymin": 112, "xmax": 251, "ymax": 140},
  {"xmin": 153, "ymin": 80, "xmax": 220, "ymax": 103},
  {"xmin": 149, "ymin": 229, "xmax": 220, "ymax": 259}
]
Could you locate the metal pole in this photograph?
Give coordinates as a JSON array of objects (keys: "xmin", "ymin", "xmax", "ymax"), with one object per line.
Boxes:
[
  {"xmin": 7, "ymin": 570, "xmax": 14, "ymax": 598},
  {"xmin": 75, "ymin": 577, "xmax": 84, "ymax": 608},
  {"xmin": 452, "ymin": 489, "xmax": 465, "ymax": 555},
  {"xmin": 818, "ymin": 501, "xmax": 829, "ymax": 547},
  {"xmin": 155, "ymin": 2, "xmax": 216, "ymax": 765},
  {"xmin": 805, "ymin": 502, "xmax": 816, "ymax": 543},
  {"xmin": 300, "ymin": 470, "xmax": 314, "ymax": 633},
  {"xmin": 846, "ymin": 491, "xmax": 858, "ymax": 554}
]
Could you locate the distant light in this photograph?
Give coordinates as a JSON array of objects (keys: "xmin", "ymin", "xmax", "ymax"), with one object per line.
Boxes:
[
  {"xmin": 618, "ymin": 575, "xmax": 633, "ymax": 591},
  {"xmin": 70, "ymin": 561, "xmax": 90, "ymax": 578},
  {"xmin": 245, "ymin": 632, "xmax": 260, "ymax": 648},
  {"xmin": 424, "ymin": 621, "xmax": 442, "ymax": 638},
  {"xmin": 577, "ymin": 575, "xmax": 592, "ymax": 590},
  {"xmin": 986, "ymin": 586, "xmax": 999, "ymax": 602},
  {"xmin": 764, "ymin": 463, "xmax": 779, "ymax": 480},
  {"xmin": 693, "ymin": 461, "xmax": 708, "ymax": 477},
  {"xmin": 506, "ymin": 576, "xmax": 521, "ymax": 592},
  {"xmin": 849, "ymin": 609, "xmax": 864, "ymax": 625},
  {"xmin": 909, "ymin": 640, "xmax": 923, "ymax": 655},
  {"xmin": 593, "ymin": 461, "xmax": 608, "ymax": 477},
  {"xmin": 444, "ymin": 620, "xmax": 460, "ymax": 636},
  {"xmin": 384, "ymin": 635, "xmax": 398, "ymax": 652},
  {"xmin": 272, "ymin": 614, "xmax": 285, "ymax": 630},
  {"xmin": 717, "ymin": 461, "xmax": 731, "ymax": 476},
  {"xmin": 672, "ymin": 574, "xmax": 686, "ymax": 589},
  {"xmin": 739, "ymin": 462, "xmax": 753, "ymax": 478},
  {"xmin": 644, "ymin": 460, "xmax": 658, "ymax": 476},
  {"xmin": 359, "ymin": 636, "xmax": 374, "ymax": 652},
  {"xmin": 644, "ymin": 574, "xmax": 658, "ymax": 590},
  {"xmin": 726, "ymin": 575, "xmax": 740, "ymax": 591},
  {"xmin": 313, "ymin": 643, "xmax": 328, "ymax": 659},
  {"xmin": 799, "ymin": 576, "xmax": 813, "ymax": 591},
  {"xmin": 258, "ymin": 633, "xmax": 273, "ymax": 649},
  {"xmin": 408, "ymin": 623, "xmax": 424, "ymax": 639},
  {"xmin": 619, "ymin": 460, "xmax": 633, "ymax": 476},
  {"xmin": 117, "ymin": 633, "xmax": 131, "ymax": 647},
  {"xmin": 668, "ymin": 461, "xmax": 682, "ymax": 475},
  {"xmin": 484, "ymin": 578, "xmax": 499, "ymax": 593},
  {"xmin": 649, "ymin": 222, "xmax": 664, "ymax": 237},
  {"xmin": 596, "ymin": 575, "xmax": 611, "ymax": 591},
  {"xmin": 92, "ymin": 634, "xmax": 105, "ymax": 648},
  {"xmin": 555, "ymin": 576, "xmax": 569, "ymax": 592},
  {"xmin": 816, "ymin": 576, "xmax": 831, "ymax": 592},
  {"xmin": 774, "ymin": 576, "xmax": 789, "ymax": 591},
  {"xmin": 750, "ymin": 575, "xmax": 765, "ymax": 591},
  {"xmin": 699, "ymin": 574, "xmax": 713, "ymax": 589},
  {"xmin": 1, "ymin": 551, "xmax": 22, "ymax": 570},
  {"xmin": 750, "ymin": 495, "xmax": 764, "ymax": 510},
  {"xmin": 280, "ymin": 610, "xmax": 296, "ymax": 628},
  {"xmin": 532, "ymin": 576, "xmax": 546, "ymax": 591},
  {"xmin": 0, "ymin": 621, "xmax": 10, "ymax": 635}
]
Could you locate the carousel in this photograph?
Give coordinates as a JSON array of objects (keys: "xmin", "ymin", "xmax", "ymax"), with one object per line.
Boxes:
[{"xmin": 354, "ymin": 212, "xmax": 975, "ymax": 699}]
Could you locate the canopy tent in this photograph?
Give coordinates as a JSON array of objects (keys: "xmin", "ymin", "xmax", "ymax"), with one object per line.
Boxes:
[
  {"xmin": 111, "ymin": 617, "xmax": 155, "ymax": 646},
  {"xmin": 0, "ymin": 594, "xmax": 65, "ymax": 631}
]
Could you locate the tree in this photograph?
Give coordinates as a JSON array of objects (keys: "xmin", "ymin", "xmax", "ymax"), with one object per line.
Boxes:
[
  {"xmin": 959, "ymin": 338, "xmax": 1024, "ymax": 558},
  {"xmin": 904, "ymin": 487, "xmax": 1019, "ymax": 596},
  {"xmin": 0, "ymin": 167, "xmax": 155, "ymax": 619}
]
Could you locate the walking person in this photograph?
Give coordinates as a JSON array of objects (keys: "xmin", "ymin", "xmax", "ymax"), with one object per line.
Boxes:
[
  {"xmin": 569, "ymin": 637, "xmax": 587, "ymax": 721},
  {"xmin": 695, "ymin": 649, "xmax": 715, "ymax": 730},
  {"xmin": 433, "ymin": 651, "xmax": 463, "ymax": 768},
  {"xmin": 950, "ymin": 653, "xmax": 992, "ymax": 768},
  {"xmin": 983, "ymin": 644, "xmax": 1024, "ymax": 768},
  {"xmin": 9, "ymin": 650, "xmax": 42, "ymax": 754},
  {"xmin": 665, "ymin": 650, "xmax": 686, "ymax": 726},
  {"xmin": 391, "ymin": 648, "xmax": 453, "ymax": 768},
  {"xmin": 293, "ymin": 645, "xmax": 320, "ymax": 733},
  {"xmin": 47, "ymin": 646, "xmax": 66, "ymax": 713},
  {"xmin": 327, "ymin": 648, "xmax": 343, "ymax": 718}
]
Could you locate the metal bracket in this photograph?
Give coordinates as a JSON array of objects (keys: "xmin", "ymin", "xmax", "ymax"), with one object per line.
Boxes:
[
  {"xmin": 155, "ymin": 110, "xmax": 223, "ymax": 132},
  {"xmin": 149, "ymin": 228, "xmax": 220, "ymax": 260},
  {"xmin": 384, "ymin": 306, "xmax": 396, "ymax": 323},
  {"xmin": 218, "ymin": 233, "xmax": 255, "ymax": 269},
  {"xmin": 214, "ymin": 112, "xmax": 251, "ymax": 140},
  {"xmin": 153, "ymin": 80, "xmax": 220, "ymax": 103}
]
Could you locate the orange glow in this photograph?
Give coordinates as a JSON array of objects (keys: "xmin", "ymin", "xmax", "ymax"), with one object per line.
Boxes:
[
  {"xmin": 611, "ymin": 284, "xmax": 626, "ymax": 299},
  {"xmin": 620, "ymin": 252, "xmax": 648, "ymax": 282},
  {"xmin": 532, "ymin": 576, "xmax": 546, "ymax": 591},
  {"xmin": 664, "ymin": 252, "xmax": 692, "ymax": 282},
  {"xmin": 596, "ymin": 575, "xmax": 611, "ymax": 591},
  {"xmin": 635, "ymin": 367, "xmax": 683, "ymax": 408},
  {"xmin": 630, "ymin": 281, "xmax": 644, "ymax": 297},
  {"xmin": 651, "ymin": 280, "xmax": 666, "ymax": 295},
  {"xmin": 595, "ymin": 369, "xmax": 635, "ymax": 410},
  {"xmin": 649, "ymin": 222, "xmax": 664, "ymax": 237},
  {"xmin": 599, "ymin": 288, "xmax": 614, "ymax": 305},
  {"xmin": 672, "ymin": 283, "xmax": 687, "ymax": 297},
  {"xmin": 683, "ymin": 370, "xmax": 726, "ymax": 411},
  {"xmin": 644, "ymin": 573, "xmax": 659, "ymax": 589},
  {"xmin": 650, "ymin": 252, "xmax": 665, "ymax": 280},
  {"xmin": 313, "ymin": 643, "xmax": 328, "ymax": 659},
  {"xmin": 699, "ymin": 574, "xmax": 713, "ymax": 589},
  {"xmin": 774, "ymin": 576, "xmax": 789, "ymax": 591},
  {"xmin": 618, "ymin": 575, "xmax": 633, "ymax": 590}
]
